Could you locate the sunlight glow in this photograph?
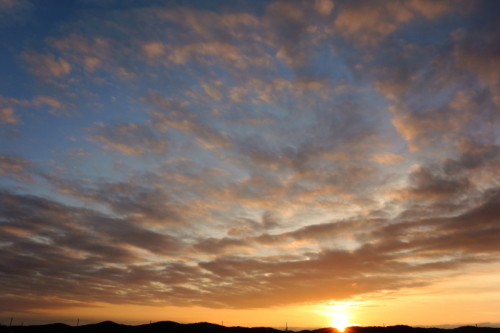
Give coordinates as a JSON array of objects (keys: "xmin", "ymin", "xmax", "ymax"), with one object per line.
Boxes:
[{"xmin": 331, "ymin": 310, "xmax": 350, "ymax": 332}]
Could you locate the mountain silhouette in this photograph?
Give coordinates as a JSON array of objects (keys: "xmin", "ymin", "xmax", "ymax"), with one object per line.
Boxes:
[{"xmin": 1, "ymin": 321, "xmax": 499, "ymax": 333}]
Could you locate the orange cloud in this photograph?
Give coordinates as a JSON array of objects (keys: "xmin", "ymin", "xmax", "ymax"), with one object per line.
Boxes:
[
  {"xmin": 372, "ymin": 153, "xmax": 405, "ymax": 165},
  {"xmin": 0, "ymin": 107, "xmax": 18, "ymax": 124},
  {"xmin": 23, "ymin": 52, "xmax": 71, "ymax": 77},
  {"xmin": 314, "ymin": 0, "xmax": 334, "ymax": 16},
  {"xmin": 334, "ymin": 1, "xmax": 451, "ymax": 44}
]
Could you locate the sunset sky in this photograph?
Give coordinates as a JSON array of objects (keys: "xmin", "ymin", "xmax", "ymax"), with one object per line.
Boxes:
[{"xmin": 1, "ymin": 0, "xmax": 500, "ymax": 329}]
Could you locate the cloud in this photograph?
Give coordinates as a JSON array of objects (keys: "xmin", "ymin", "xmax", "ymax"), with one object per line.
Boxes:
[
  {"xmin": 389, "ymin": 105, "xmax": 469, "ymax": 151},
  {"xmin": 0, "ymin": 96, "xmax": 30, "ymax": 124},
  {"xmin": 57, "ymin": 180, "xmax": 183, "ymax": 226},
  {"xmin": 139, "ymin": 90, "xmax": 190, "ymax": 111},
  {"xmin": 314, "ymin": 0, "xmax": 334, "ymax": 16},
  {"xmin": 254, "ymin": 218, "xmax": 372, "ymax": 247},
  {"xmin": 153, "ymin": 8, "xmax": 269, "ymax": 70},
  {"xmin": 200, "ymin": 82, "xmax": 223, "ymax": 101},
  {"xmin": 0, "ymin": 107, "xmax": 18, "ymax": 124},
  {"xmin": 0, "ymin": 94, "xmax": 76, "ymax": 120},
  {"xmin": 88, "ymin": 122, "xmax": 168, "ymax": 156},
  {"xmin": 151, "ymin": 113, "xmax": 230, "ymax": 150},
  {"xmin": 0, "ymin": 191, "xmax": 207, "ymax": 310},
  {"xmin": 142, "ymin": 42, "xmax": 164, "ymax": 58},
  {"xmin": 48, "ymin": 34, "xmax": 111, "ymax": 72},
  {"xmin": 84, "ymin": 57, "xmax": 101, "ymax": 72},
  {"xmin": 2, "ymin": 144, "xmax": 500, "ymax": 312},
  {"xmin": 334, "ymin": 0, "xmax": 452, "ymax": 44},
  {"xmin": 32, "ymin": 95, "xmax": 76, "ymax": 115},
  {"xmin": 453, "ymin": 18, "xmax": 500, "ymax": 106},
  {"xmin": 388, "ymin": 141, "xmax": 500, "ymax": 214},
  {"xmin": 372, "ymin": 23, "xmax": 497, "ymax": 152},
  {"xmin": 142, "ymin": 90, "xmax": 230, "ymax": 150},
  {"xmin": 0, "ymin": 296, "xmax": 95, "ymax": 313},
  {"xmin": 262, "ymin": 0, "xmax": 328, "ymax": 67},
  {"xmin": 405, "ymin": 164, "xmax": 472, "ymax": 200},
  {"xmin": 227, "ymin": 211, "xmax": 281, "ymax": 237},
  {"xmin": 372, "ymin": 153, "xmax": 405, "ymax": 165},
  {"xmin": 0, "ymin": 0, "xmax": 32, "ymax": 25},
  {"xmin": 334, "ymin": 2, "xmax": 409, "ymax": 45},
  {"xmin": 89, "ymin": 216, "xmax": 182, "ymax": 255},
  {"xmin": 0, "ymin": 190, "xmax": 185, "ymax": 282},
  {"xmin": 22, "ymin": 52, "xmax": 71, "ymax": 78},
  {"xmin": 0, "ymin": 155, "xmax": 35, "ymax": 182},
  {"xmin": 192, "ymin": 237, "xmax": 253, "ymax": 254}
]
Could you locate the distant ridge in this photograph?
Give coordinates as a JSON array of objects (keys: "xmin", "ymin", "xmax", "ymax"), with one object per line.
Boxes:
[{"xmin": 1, "ymin": 321, "xmax": 500, "ymax": 333}]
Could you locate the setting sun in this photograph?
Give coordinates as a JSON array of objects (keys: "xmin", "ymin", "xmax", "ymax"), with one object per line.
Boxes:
[{"xmin": 331, "ymin": 311, "xmax": 350, "ymax": 332}]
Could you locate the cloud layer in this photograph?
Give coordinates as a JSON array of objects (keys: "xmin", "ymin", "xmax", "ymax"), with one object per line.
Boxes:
[{"xmin": 1, "ymin": 0, "xmax": 500, "ymax": 319}]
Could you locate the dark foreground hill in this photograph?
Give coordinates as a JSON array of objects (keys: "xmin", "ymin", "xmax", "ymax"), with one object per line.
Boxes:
[{"xmin": 1, "ymin": 321, "xmax": 499, "ymax": 333}]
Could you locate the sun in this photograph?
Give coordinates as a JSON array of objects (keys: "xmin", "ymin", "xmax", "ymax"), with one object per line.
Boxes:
[{"xmin": 331, "ymin": 310, "xmax": 350, "ymax": 332}]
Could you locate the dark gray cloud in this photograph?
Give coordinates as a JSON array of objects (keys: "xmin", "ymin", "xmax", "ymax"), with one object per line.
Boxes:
[{"xmin": 3, "ymin": 178, "xmax": 500, "ymax": 311}]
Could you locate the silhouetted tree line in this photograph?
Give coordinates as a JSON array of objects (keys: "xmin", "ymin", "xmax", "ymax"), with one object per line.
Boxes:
[{"xmin": 1, "ymin": 321, "xmax": 499, "ymax": 333}]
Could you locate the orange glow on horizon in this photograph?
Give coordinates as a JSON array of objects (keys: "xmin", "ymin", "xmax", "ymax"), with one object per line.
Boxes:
[
  {"xmin": 330, "ymin": 310, "xmax": 350, "ymax": 332},
  {"xmin": 15, "ymin": 268, "xmax": 500, "ymax": 328}
]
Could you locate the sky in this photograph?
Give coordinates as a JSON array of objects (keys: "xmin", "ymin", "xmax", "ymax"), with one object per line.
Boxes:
[{"xmin": 1, "ymin": 0, "xmax": 500, "ymax": 329}]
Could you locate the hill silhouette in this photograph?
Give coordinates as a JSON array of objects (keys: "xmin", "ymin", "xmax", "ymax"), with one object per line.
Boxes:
[{"xmin": 1, "ymin": 321, "xmax": 499, "ymax": 333}]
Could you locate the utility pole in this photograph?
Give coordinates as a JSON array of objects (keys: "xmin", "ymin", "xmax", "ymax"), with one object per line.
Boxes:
[
  {"xmin": 77, "ymin": 319, "xmax": 79, "ymax": 327},
  {"xmin": 10, "ymin": 318, "xmax": 13, "ymax": 327},
  {"xmin": 286, "ymin": 322, "xmax": 288, "ymax": 331}
]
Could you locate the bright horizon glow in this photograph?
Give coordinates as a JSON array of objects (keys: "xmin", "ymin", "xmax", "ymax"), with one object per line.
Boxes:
[{"xmin": 331, "ymin": 310, "xmax": 350, "ymax": 332}]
